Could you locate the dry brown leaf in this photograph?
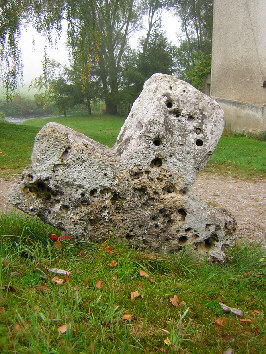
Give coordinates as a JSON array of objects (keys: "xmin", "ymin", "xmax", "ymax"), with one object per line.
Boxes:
[
  {"xmin": 240, "ymin": 318, "xmax": 252, "ymax": 323},
  {"xmin": 51, "ymin": 276, "xmax": 64, "ymax": 285},
  {"xmin": 109, "ymin": 260, "xmax": 117, "ymax": 267},
  {"xmin": 15, "ymin": 323, "xmax": 21, "ymax": 332},
  {"xmin": 215, "ymin": 317, "xmax": 227, "ymax": 328},
  {"xmin": 0, "ymin": 307, "xmax": 2, "ymax": 313},
  {"xmin": 58, "ymin": 323, "xmax": 71, "ymax": 334},
  {"xmin": 122, "ymin": 314, "xmax": 137, "ymax": 321},
  {"xmin": 36, "ymin": 282, "xmax": 51, "ymax": 293},
  {"xmin": 64, "ymin": 274, "xmax": 71, "ymax": 282},
  {"xmin": 170, "ymin": 295, "xmax": 179, "ymax": 307},
  {"xmin": 139, "ymin": 270, "xmax": 149, "ymax": 278},
  {"xmin": 95, "ymin": 280, "xmax": 103, "ymax": 289},
  {"xmin": 154, "ymin": 347, "xmax": 167, "ymax": 353},
  {"xmin": 54, "ymin": 240, "xmax": 62, "ymax": 250},
  {"xmin": 136, "ymin": 283, "xmax": 144, "ymax": 289},
  {"xmin": 104, "ymin": 246, "xmax": 114, "ymax": 254},
  {"xmin": 84, "ymin": 277, "xmax": 90, "ymax": 285},
  {"xmin": 34, "ymin": 306, "xmax": 41, "ymax": 311},
  {"xmin": 112, "ymin": 275, "xmax": 117, "ymax": 281},
  {"xmin": 2, "ymin": 259, "xmax": 10, "ymax": 268},
  {"xmin": 131, "ymin": 290, "xmax": 142, "ymax": 300}
]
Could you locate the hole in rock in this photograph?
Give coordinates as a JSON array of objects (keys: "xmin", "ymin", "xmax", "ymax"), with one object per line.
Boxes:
[
  {"xmin": 150, "ymin": 157, "xmax": 162, "ymax": 168},
  {"xmin": 188, "ymin": 115, "xmax": 194, "ymax": 121},
  {"xmin": 90, "ymin": 189, "xmax": 97, "ymax": 196},
  {"xmin": 204, "ymin": 233, "xmax": 219, "ymax": 248},
  {"xmin": 61, "ymin": 147, "xmax": 71, "ymax": 162},
  {"xmin": 185, "ymin": 227, "xmax": 192, "ymax": 232},
  {"xmin": 151, "ymin": 215, "xmax": 158, "ymax": 221},
  {"xmin": 169, "ymin": 86, "xmax": 172, "ymax": 90},
  {"xmin": 167, "ymin": 219, "xmax": 172, "ymax": 224},
  {"xmin": 159, "ymin": 208, "xmax": 166, "ymax": 214},
  {"xmin": 111, "ymin": 192, "xmax": 120, "ymax": 203},
  {"xmin": 61, "ymin": 204, "xmax": 70, "ymax": 211},
  {"xmin": 175, "ymin": 110, "xmax": 181, "ymax": 118},
  {"xmin": 195, "ymin": 128, "xmax": 202, "ymax": 135},
  {"xmin": 166, "ymin": 101, "xmax": 173, "ymax": 108},
  {"xmin": 163, "ymin": 185, "xmax": 175, "ymax": 194},
  {"xmin": 178, "ymin": 235, "xmax": 188, "ymax": 244},
  {"xmin": 153, "ymin": 138, "xmax": 161, "ymax": 146},
  {"xmin": 28, "ymin": 174, "xmax": 33, "ymax": 180},
  {"xmin": 178, "ymin": 208, "xmax": 187, "ymax": 221},
  {"xmin": 126, "ymin": 233, "xmax": 134, "ymax": 240},
  {"xmin": 196, "ymin": 139, "xmax": 203, "ymax": 146},
  {"xmin": 81, "ymin": 192, "xmax": 85, "ymax": 198},
  {"xmin": 154, "ymin": 223, "xmax": 159, "ymax": 228},
  {"xmin": 215, "ymin": 225, "xmax": 221, "ymax": 231},
  {"xmin": 179, "ymin": 188, "xmax": 188, "ymax": 195}
]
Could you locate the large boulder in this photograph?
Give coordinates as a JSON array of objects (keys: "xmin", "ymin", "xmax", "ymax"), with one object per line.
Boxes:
[{"xmin": 10, "ymin": 74, "xmax": 236, "ymax": 261}]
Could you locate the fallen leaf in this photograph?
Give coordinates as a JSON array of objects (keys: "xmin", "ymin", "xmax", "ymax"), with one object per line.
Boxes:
[
  {"xmin": 163, "ymin": 337, "xmax": 171, "ymax": 346},
  {"xmin": 88, "ymin": 342, "xmax": 95, "ymax": 352},
  {"xmin": 154, "ymin": 346, "xmax": 167, "ymax": 352},
  {"xmin": 65, "ymin": 274, "xmax": 71, "ymax": 282},
  {"xmin": 15, "ymin": 323, "xmax": 21, "ymax": 331},
  {"xmin": 1, "ymin": 285, "xmax": 16, "ymax": 293},
  {"xmin": 47, "ymin": 268, "xmax": 71, "ymax": 276},
  {"xmin": 215, "ymin": 317, "xmax": 227, "ymax": 327},
  {"xmin": 254, "ymin": 310, "xmax": 260, "ymax": 314},
  {"xmin": 2, "ymin": 259, "xmax": 10, "ymax": 268},
  {"xmin": 179, "ymin": 301, "xmax": 186, "ymax": 306},
  {"xmin": 254, "ymin": 326, "xmax": 259, "ymax": 334},
  {"xmin": 34, "ymin": 306, "xmax": 41, "ymax": 311},
  {"xmin": 220, "ymin": 303, "xmax": 244, "ymax": 317},
  {"xmin": 54, "ymin": 240, "xmax": 62, "ymax": 250},
  {"xmin": 131, "ymin": 290, "xmax": 142, "ymax": 300},
  {"xmin": 95, "ymin": 280, "xmax": 103, "ymax": 289},
  {"xmin": 0, "ymin": 307, "xmax": 2, "ymax": 313},
  {"xmin": 109, "ymin": 260, "xmax": 117, "ymax": 267},
  {"xmin": 58, "ymin": 323, "xmax": 71, "ymax": 334},
  {"xmin": 139, "ymin": 270, "xmax": 149, "ymax": 278},
  {"xmin": 51, "ymin": 276, "xmax": 64, "ymax": 285},
  {"xmin": 122, "ymin": 314, "xmax": 136, "ymax": 321},
  {"xmin": 35, "ymin": 282, "xmax": 51, "ymax": 293},
  {"xmin": 170, "ymin": 295, "xmax": 179, "ymax": 307},
  {"xmin": 104, "ymin": 246, "xmax": 114, "ymax": 254},
  {"xmin": 84, "ymin": 277, "xmax": 90, "ymax": 285},
  {"xmin": 148, "ymin": 278, "xmax": 155, "ymax": 282},
  {"xmin": 112, "ymin": 275, "xmax": 117, "ymax": 281},
  {"xmin": 240, "ymin": 318, "xmax": 252, "ymax": 323}
]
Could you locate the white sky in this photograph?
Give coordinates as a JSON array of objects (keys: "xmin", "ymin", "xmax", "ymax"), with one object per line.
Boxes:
[{"xmin": 20, "ymin": 11, "xmax": 181, "ymax": 86}]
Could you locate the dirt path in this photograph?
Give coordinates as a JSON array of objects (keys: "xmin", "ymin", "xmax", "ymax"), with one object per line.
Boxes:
[{"xmin": 1, "ymin": 175, "xmax": 265, "ymax": 246}]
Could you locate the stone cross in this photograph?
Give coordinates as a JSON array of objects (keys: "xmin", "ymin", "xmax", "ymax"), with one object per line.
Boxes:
[{"xmin": 10, "ymin": 74, "xmax": 236, "ymax": 261}]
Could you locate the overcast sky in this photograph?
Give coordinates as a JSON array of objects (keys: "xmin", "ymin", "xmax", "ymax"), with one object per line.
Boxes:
[{"xmin": 20, "ymin": 10, "xmax": 181, "ymax": 86}]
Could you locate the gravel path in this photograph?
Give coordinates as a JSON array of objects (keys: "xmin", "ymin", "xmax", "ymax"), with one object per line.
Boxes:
[{"xmin": 1, "ymin": 174, "xmax": 265, "ymax": 246}]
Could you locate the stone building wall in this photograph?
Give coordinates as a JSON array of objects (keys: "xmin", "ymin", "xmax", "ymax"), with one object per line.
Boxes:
[{"xmin": 211, "ymin": 0, "xmax": 266, "ymax": 132}]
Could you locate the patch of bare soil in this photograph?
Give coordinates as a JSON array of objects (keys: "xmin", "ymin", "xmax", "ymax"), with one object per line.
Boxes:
[{"xmin": 1, "ymin": 175, "xmax": 265, "ymax": 246}]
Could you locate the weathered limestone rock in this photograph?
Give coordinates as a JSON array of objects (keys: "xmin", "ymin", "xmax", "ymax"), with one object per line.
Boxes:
[{"xmin": 10, "ymin": 74, "xmax": 236, "ymax": 261}]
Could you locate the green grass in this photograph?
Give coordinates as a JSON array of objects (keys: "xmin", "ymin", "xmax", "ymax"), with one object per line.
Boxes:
[
  {"xmin": 0, "ymin": 213, "xmax": 265, "ymax": 353},
  {"xmin": 206, "ymin": 137, "xmax": 266, "ymax": 179},
  {"xmin": 1, "ymin": 115, "xmax": 265, "ymax": 180}
]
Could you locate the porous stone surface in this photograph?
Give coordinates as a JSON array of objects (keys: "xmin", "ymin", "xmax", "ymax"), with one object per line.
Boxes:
[{"xmin": 10, "ymin": 74, "xmax": 236, "ymax": 261}]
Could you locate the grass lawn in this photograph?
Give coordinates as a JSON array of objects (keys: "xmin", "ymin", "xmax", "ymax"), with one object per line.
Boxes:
[
  {"xmin": 0, "ymin": 213, "xmax": 265, "ymax": 353},
  {"xmin": 0, "ymin": 115, "xmax": 265, "ymax": 180},
  {"xmin": 0, "ymin": 115, "xmax": 265, "ymax": 352}
]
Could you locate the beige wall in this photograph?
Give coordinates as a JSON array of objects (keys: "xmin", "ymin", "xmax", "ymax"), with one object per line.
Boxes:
[{"xmin": 211, "ymin": 0, "xmax": 266, "ymax": 131}]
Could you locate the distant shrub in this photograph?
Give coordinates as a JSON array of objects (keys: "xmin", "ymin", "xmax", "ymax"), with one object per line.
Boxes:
[{"xmin": 257, "ymin": 130, "xmax": 266, "ymax": 141}]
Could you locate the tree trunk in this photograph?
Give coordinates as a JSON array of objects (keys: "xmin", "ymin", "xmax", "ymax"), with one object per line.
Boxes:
[
  {"xmin": 105, "ymin": 98, "xmax": 118, "ymax": 115},
  {"xmin": 87, "ymin": 101, "xmax": 92, "ymax": 115}
]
